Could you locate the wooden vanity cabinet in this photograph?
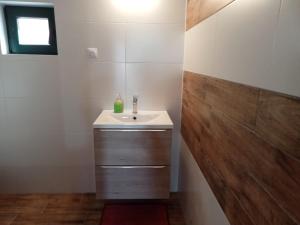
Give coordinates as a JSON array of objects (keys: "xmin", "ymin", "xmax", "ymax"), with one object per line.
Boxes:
[{"xmin": 93, "ymin": 129, "xmax": 172, "ymax": 199}]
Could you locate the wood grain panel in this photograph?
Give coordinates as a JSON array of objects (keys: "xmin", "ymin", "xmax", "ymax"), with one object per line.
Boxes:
[
  {"xmin": 186, "ymin": 0, "xmax": 235, "ymax": 30},
  {"xmin": 94, "ymin": 129, "xmax": 171, "ymax": 166},
  {"xmin": 184, "ymin": 99, "xmax": 298, "ymax": 225},
  {"xmin": 181, "ymin": 109, "xmax": 255, "ymax": 225},
  {"xmin": 181, "ymin": 72, "xmax": 300, "ymax": 225},
  {"xmin": 184, "ymin": 87, "xmax": 300, "ymax": 221},
  {"xmin": 256, "ymin": 90, "xmax": 300, "ymax": 160},
  {"xmin": 184, "ymin": 71, "xmax": 259, "ymax": 128},
  {"xmin": 95, "ymin": 166, "xmax": 170, "ymax": 199}
]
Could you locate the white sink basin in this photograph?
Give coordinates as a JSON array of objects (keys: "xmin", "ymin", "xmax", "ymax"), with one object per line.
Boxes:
[
  {"xmin": 93, "ymin": 110, "xmax": 173, "ymax": 129},
  {"xmin": 111, "ymin": 113, "xmax": 160, "ymax": 123}
]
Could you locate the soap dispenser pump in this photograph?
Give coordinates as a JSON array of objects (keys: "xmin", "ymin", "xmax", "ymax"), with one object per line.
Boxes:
[{"xmin": 114, "ymin": 94, "xmax": 124, "ymax": 113}]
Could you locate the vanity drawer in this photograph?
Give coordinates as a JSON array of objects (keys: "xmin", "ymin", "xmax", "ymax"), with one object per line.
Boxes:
[
  {"xmin": 95, "ymin": 166, "xmax": 170, "ymax": 199},
  {"xmin": 94, "ymin": 129, "xmax": 171, "ymax": 165}
]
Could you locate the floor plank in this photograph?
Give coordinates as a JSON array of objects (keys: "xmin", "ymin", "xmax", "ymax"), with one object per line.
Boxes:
[{"xmin": 0, "ymin": 194, "xmax": 185, "ymax": 225}]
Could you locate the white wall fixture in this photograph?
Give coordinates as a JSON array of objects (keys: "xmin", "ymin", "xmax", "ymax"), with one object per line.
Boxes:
[{"xmin": 86, "ymin": 48, "xmax": 98, "ymax": 59}]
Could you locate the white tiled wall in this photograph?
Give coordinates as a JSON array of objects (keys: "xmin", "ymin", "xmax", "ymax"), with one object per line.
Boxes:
[
  {"xmin": 184, "ymin": 0, "xmax": 300, "ymax": 97},
  {"xmin": 86, "ymin": 23, "xmax": 126, "ymax": 62},
  {"xmin": 272, "ymin": 0, "xmax": 300, "ymax": 95},
  {"xmin": 0, "ymin": 0, "xmax": 185, "ymax": 193},
  {"xmin": 125, "ymin": 0, "xmax": 186, "ymax": 24},
  {"xmin": 126, "ymin": 63, "xmax": 182, "ymax": 111},
  {"xmin": 126, "ymin": 24, "xmax": 184, "ymax": 63},
  {"xmin": 184, "ymin": 16, "xmax": 217, "ymax": 76}
]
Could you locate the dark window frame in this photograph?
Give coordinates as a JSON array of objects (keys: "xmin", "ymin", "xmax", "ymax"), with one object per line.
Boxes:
[{"xmin": 4, "ymin": 5, "xmax": 58, "ymax": 55}]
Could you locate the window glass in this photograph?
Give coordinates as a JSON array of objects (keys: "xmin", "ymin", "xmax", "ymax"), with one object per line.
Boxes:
[{"xmin": 17, "ymin": 17, "xmax": 50, "ymax": 45}]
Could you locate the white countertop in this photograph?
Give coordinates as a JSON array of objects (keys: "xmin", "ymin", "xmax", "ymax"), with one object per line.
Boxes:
[{"xmin": 93, "ymin": 110, "xmax": 174, "ymax": 129}]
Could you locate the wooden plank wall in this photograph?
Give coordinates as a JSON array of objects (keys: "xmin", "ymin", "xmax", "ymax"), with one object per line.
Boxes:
[
  {"xmin": 186, "ymin": 0, "xmax": 235, "ymax": 30},
  {"xmin": 181, "ymin": 71, "xmax": 300, "ymax": 225}
]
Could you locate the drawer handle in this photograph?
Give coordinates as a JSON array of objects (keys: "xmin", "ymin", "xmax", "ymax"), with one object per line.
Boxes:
[
  {"xmin": 100, "ymin": 166, "xmax": 166, "ymax": 169},
  {"xmin": 98, "ymin": 129, "xmax": 168, "ymax": 132}
]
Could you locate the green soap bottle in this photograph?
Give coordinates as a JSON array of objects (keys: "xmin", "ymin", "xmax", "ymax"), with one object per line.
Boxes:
[{"xmin": 114, "ymin": 94, "xmax": 124, "ymax": 113}]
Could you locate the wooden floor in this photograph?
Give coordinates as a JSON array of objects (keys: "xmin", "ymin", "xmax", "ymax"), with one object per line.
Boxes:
[{"xmin": 0, "ymin": 194, "xmax": 185, "ymax": 225}]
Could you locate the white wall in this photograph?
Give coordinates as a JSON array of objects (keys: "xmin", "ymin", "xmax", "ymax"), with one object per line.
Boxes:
[
  {"xmin": 184, "ymin": 0, "xmax": 300, "ymax": 97},
  {"xmin": 0, "ymin": 0, "xmax": 185, "ymax": 193},
  {"xmin": 180, "ymin": 0, "xmax": 300, "ymax": 224}
]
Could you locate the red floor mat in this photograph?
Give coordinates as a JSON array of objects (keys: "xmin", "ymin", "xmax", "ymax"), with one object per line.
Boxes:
[{"xmin": 101, "ymin": 204, "xmax": 169, "ymax": 225}]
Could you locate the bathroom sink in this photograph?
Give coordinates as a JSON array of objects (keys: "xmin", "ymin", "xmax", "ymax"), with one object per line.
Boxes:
[
  {"xmin": 93, "ymin": 110, "xmax": 173, "ymax": 129},
  {"xmin": 111, "ymin": 113, "xmax": 160, "ymax": 123}
]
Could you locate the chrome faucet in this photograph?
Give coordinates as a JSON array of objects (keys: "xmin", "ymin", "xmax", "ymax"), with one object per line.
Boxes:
[{"xmin": 133, "ymin": 95, "xmax": 138, "ymax": 114}]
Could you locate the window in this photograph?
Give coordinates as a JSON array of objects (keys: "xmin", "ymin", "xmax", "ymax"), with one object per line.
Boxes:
[{"xmin": 4, "ymin": 6, "xmax": 57, "ymax": 55}]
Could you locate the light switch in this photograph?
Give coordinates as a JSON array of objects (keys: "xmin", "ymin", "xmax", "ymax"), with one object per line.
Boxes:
[{"xmin": 86, "ymin": 48, "xmax": 98, "ymax": 59}]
